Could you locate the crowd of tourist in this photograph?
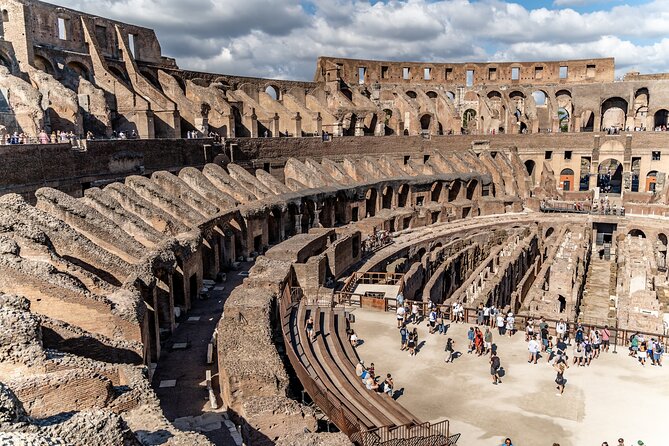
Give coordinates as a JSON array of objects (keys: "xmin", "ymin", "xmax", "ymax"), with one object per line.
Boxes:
[{"xmin": 361, "ymin": 229, "xmax": 391, "ymax": 253}]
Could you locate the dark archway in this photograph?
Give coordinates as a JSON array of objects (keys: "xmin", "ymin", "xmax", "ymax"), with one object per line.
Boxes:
[
  {"xmin": 524, "ymin": 160, "xmax": 536, "ymax": 184},
  {"xmin": 629, "ymin": 229, "xmax": 646, "ymax": 238},
  {"xmin": 560, "ymin": 168, "xmax": 574, "ymax": 192},
  {"xmin": 601, "ymin": 97, "xmax": 628, "ymax": 130},
  {"xmin": 597, "ymin": 159, "xmax": 622, "ymax": 194},
  {"xmin": 420, "ymin": 114, "xmax": 432, "ymax": 132},
  {"xmin": 397, "ymin": 184, "xmax": 409, "ymax": 208},
  {"xmin": 365, "ymin": 188, "xmax": 378, "ymax": 217},
  {"xmin": 654, "ymin": 109, "xmax": 669, "ymax": 130},
  {"xmin": 382, "ymin": 186, "xmax": 393, "ymax": 209}
]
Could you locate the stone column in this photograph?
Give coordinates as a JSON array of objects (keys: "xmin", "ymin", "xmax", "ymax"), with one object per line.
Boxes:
[
  {"xmin": 315, "ymin": 112, "xmax": 322, "ymax": 136},
  {"xmin": 622, "ymin": 134, "xmax": 633, "ymax": 192},
  {"xmin": 248, "ymin": 108, "xmax": 258, "ymax": 138},
  {"xmin": 333, "ymin": 121, "xmax": 343, "ymax": 137},
  {"xmin": 354, "ymin": 119, "xmax": 365, "ymax": 136},
  {"xmin": 589, "ymin": 135, "xmax": 600, "ymax": 190},
  {"xmin": 271, "ymin": 113, "xmax": 280, "ymax": 137},
  {"xmin": 293, "ymin": 112, "xmax": 302, "ymax": 137}
]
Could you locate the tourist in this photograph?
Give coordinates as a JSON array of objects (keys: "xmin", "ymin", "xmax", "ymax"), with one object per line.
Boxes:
[
  {"xmin": 583, "ymin": 339, "xmax": 592, "ymax": 366},
  {"xmin": 528, "ymin": 335, "xmax": 540, "ymax": 364},
  {"xmin": 653, "ymin": 340, "xmax": 663, "ymax": 366},
  {"xmin": 396, "ymin": 304, "xmax": 405, "ymax": 328},
  {"xmin": 484, "ymin": 327, "xmax": 493, "ymax": 355},
  {"xmin": 592, "ymin": 331, "xmax": 601, "ymax": 358},
  {"xmin": 489, "ymin": 305, "xmax": 498, "ymax": 328},
  {"xmin": 629, "ymin": 333, "xmax": 639, "ymax": 357},
  {"xmin": 483, "ymin": 305, "xmax": 490, "ymax": 326},
  {"xmin": 411, "ymin": 302, "xmax": 419, "ymax": 324},
  {"xmin": 554, "ymin": 361, "xmax": 567, "ymax": 396},
  {"xmin": 436, "ymin": 308, "xmax": 445, "ymax": 334},
  {"xmin": 383, "ymin": 374, "xmax": 394, "ymax": 397},
  {"xmin": 355, "ymin": 360, "xmax": 365, "ymax": 378},
  {"xmin": 490, "ymin": 353, "xmax": 501, "ymax": 384},
  {"xmin": 476, "ymin": 303, "xmax": 484, "ymax": 325},
  {"xmin": 428, "ymin": 307, "xmax": 437, "ymax": 334},
  {"xmin": 396, "ymin": 291, "xmax": 404, "ymax": 308},
  {"xmin": 305, "ymin": 316, "xmax": 315, "ymax": 341},
  {"xmin": 638, "ymin": 340, "xmax": 648, "ymax": 366},
  {"xmin": 474, "ymin": 327, "xmax": 484, "ymax": 355},
  {"xmin": 365, "ymin": 375, "xmax": 379, "ymax": 391},
  {"xmin": 496, "ymin": 311, "xmax": 505, "ymax": 336},
  {"xmin": 350, "ymin": 330, "xmax": 358, "ymax": 347},
  {"xmin": 38, "ymin": 129, "xmax": 49, "ymax": 144},
  {"xmin": 601, "ymin": 325, "xmax": 611, "ymax": 352},
  {"xmin": 525, "ymin": 318, "xmax": 534, "ymax": 341},
  {"xmin": 499, "ymin": 438, "xmax": 513, "ymax": 446},
  {"xmin": 539, "ymin": 317, "xmax": 549, "ymax": 350},
  {"xmin": 368, "ymin": 362, "xmax": 375, "ymax": 378},
  {"xmin": 573, "ymin": 342, "xmax": 584, "ymax": 366},
  {"xmin": 444, "ymin": 337, "xmax": 455, "ymax": 363},
  {"xmin": 506, "ymin": 312, "xmax": 515, "ymax": 337},
  {"xmin": 407, "ymin": 330, "xmax": 416, "ymax": 356},
  {"xmin": 467, "ymin": 327, "xmax": 475, "ymax": 354},
  {"xmin": 399, "ymin": 323, "xmax": 408, "ymax": 350}
]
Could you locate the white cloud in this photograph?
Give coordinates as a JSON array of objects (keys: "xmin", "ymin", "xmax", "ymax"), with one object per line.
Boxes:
[{"xmin": 49, "ymin": 0, "xmax": 669, "ymax": 80}]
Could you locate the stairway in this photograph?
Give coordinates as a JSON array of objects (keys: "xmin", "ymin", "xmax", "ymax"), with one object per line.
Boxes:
[{"xmin": 579, "ymin": 257, "xmax": 616, "ymax": 326}]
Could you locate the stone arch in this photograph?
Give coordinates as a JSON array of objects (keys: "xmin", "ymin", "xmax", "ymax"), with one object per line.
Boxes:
[
  {"xmin": 426, "ymin": 91, "xmax": 438, "ymax": 99},
  {"xmin": 629, "ymin": 229, "xmax": 646, "ymax": 238},
  {"xmin": 462, "ymin": 108, "xmax": 477, "ymax": 133},
  {"xmin": 343, "ymin": 112, "xmax": 357, "ymax": 136},
  {"xmin": 265, "ymin": 84, "xmax": 280, "ymax": 100},
  {"xmin": 365, "ymin": 188, "xmax": 378, "ymax": 217},
  {"xmin": 431, "ymin": 181, "xmax": 443, "ymax": 202},
  {"xmin": 406, "ymin": 90, "xmax": 417, "ymax": 99},
  {"xmin": 545, "ymin": 227, "xmax": 555, "ymax": 238},
  {"xmin": 448, "ymin": 181, "xmax": 461, "ymax": 202},
  {"xmin": 381, "ymin": 185, "xmax": 393, "ymax": 209},
  {"xmin": 646, "ymin": 170, "xmax": 658, "ymax": 192},
  {"xmin": 0, "ymin": 51, "xmax": 11, "ymax": 70},
  {"xmin": 532, "ymin": 90, "xmax": 547, "ymax": 106},
  {"xmin": 634, "ymin": 88, "xmax": 649, "ymax": 129},
  {"xmin": 140, "ymin": 69, "xmax": 161, "ymax": 90},
  {"xmin": 445, "ymin": 91, "xmax": 455, "ymax": 101},
  {"xmin": 560, "ymin": 168, "xmax": 574, "ymax": 192},
  {"xmin": 558, "ymin": 107, "xmax": 570, "ymax": 133},
  {"xmin": 601, "ymin": 97, "xmax": 628, "ymax": 130},
  {"xmin": 597, "ymin": 158, "xmax": 623, "ymax": 194},
  {"xmin": 524, "ymin": 160, "xmax": 536, "ymax": 184},
  {"xmin": 66, "ymin": 60, "xmax": 92, "ymax": 82},
  {"xmin": 420, "ymin": 113, "xmax": 432, "ymax": 132},
  {"xmin": 466, "ymin": 179, "xmax": 478, "ymax": 200},
  {"xmin": 108, "ymin": 65, "xmax": 129, "ymax": 84},
  {"xmin": 34, "ymin": 55, "xmax": 55, "ymax": 75},
  {"xmin": 654, "ymin": 109, "xmax": 669, "ymax": 130},
  {"xmin": 397, "ymin": 184, "xmax": 409, "ymax": 208},
  {"xmin": 578, "ymin": 109, "xmax": 593, "ymax": 132}
]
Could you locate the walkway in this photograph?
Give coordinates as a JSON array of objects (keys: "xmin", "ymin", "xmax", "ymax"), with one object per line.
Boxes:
[
  {"xmin": 579, "ymin": 258, "xmax": 615, "ymax": 326},
  {"xmin": 350, "ymin": 307, "xmax": 669, "ymax": 446},
  {"xmin": 151, "ymin": 262, "xmax": 252, "ymax": 445}
]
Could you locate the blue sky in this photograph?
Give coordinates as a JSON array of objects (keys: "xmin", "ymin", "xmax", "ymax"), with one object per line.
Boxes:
[{"xmin": 55, "ymin": 0, "xmax": 669, "ymax": 81}]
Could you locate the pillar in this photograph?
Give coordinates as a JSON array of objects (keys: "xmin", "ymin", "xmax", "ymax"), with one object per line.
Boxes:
[
  {"xmin": 293, "ymin": 112, "xmax": 302, "ymax": 137},
  {"xmin": 271, "ymin": 113, "xmax": 280, "ymax": 137}
]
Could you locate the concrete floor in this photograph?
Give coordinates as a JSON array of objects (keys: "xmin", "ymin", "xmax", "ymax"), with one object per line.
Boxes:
[{"xmin": 351, "ymin": 307, "xmax": 669, "ymax": 446}]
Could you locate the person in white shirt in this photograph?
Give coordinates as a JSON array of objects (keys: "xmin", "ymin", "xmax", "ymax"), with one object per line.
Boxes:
[
  {"xmin": 506, "ymin": 313, "xmax": 515, "ymax": 337},
  {"xmin": 396, "ymin": 305, "xmax": 405, "ymax": 328},
  {"xmin": 556, "ymin": 319, "xmax": 567, "ymax": 342},
  {"xmin": 496, "ymin": 313, "xmax": 505, "ymax": 335},
  {"xmin": 528, "ymin": 335, "xmax": 540, "ymax": 364}
]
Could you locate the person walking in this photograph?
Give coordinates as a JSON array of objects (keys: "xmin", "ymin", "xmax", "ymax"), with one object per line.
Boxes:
[
  {"xmin": 444, "ymin": 337, "xmax": 455, "ymax": 363},
  {"xmin": 484, "ymin": 327, "xmax": 493, "ymax": 355},
  {"xmin": 554, "ymin": 361, "xmax": 567, "ymax": 396},
  {"xmin": 467, "ymin": 327, "xmax": 475, "ymax": 354},
  {"xmin": 528, "ymin": 335, "xmax": 540, "ymax": 364},
  {"xmin": 305, "ymin": 316, "xmax": 315, "ymax": 341},
  {"xmin": 490, "ymin": 352, "xmax": 501, "ymax": 385},
  {"xmin": 399, "ymin": 324, "xmax": 408, "ymax": 351}
]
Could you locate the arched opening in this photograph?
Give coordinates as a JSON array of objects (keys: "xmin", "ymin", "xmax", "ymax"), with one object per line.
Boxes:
[
  {"xmin": 267, "ymin": 208, "xmax": 281, "ymax": 245},
  {"xmin": 344, "ymin": 112, "xmax": 357, "ymax": 136},
  {"xmin": 431, "ymin": 182, "xmax": 443, "ymax": 202},
  {"xmin": 365, "ymin": 188, "xmax": 377, "ymax": 217},
  {"xmin": 466, "ymin": 180, "xmax": 478, "ymax": 200},
  {"xmin": 0, "ymin": 52, "xmax": 11, "ymax": 70},
  {"xmin": 301, "ymin": 200, "xmax": 316, "ymax": 233},
  {"xmin": 524, "ymin": 160, "xmax": 536, "ymax": 184},
  {"xmin": 406, "ymin": 90, "xmax": 417, "ymax": 99},
  {"xmin": 335, "ymin": 192, "xmax": 347, "ymax": 225},
  {"xmin": 140, "ymin": 69, "xmax": 162, "ymax": 90},
  {"xmin": 597, "ymin": 159, "xmax": 623, "ymax": 194},
  {"xmin": 654, "ymin": 109, "xmax": 669, "ymax": 130},
  {"xmin": 445, "ymin": 91, "xmax": 455, "ymax": 101},
  {"xmin": 601, "ymin": 97, "xmax": 628, "ymax": 131},
  {"xmin": 265, "ymin": 85, "xmax": 280, "ymax": 100},
  {"xmin": 629, "ymin": 229, "xmax": 646, "ymax": 238},
  {"xmin": 580, "ymin": 157, "xmax": 592, "ymax": 191},
  {"xmin": 519, "ymin": 122, "xmax": 528, "ymax": 133},
  {"xmin": 646, "ymin": 170, "xmax": 658, "ymax": 192},
  {"xmin": 545, "ymin": 227, "xmax": 555, "ymax": 238},
  {"xmin": 382, "ymin": 186, "xmax": 393, "ymax": 209},
  {"xmin": 66, "ymin": 61, "xmax": 91, "ymax": 82},
  {"xmin": 397, "ymin": 184, "xmax": 409, "ymax": 208},
  {"xmin": 448, "ymin": 181, "xmax": 461, "ymax": 202},
  {"xmin": 558, "ymin": 107, "xmax": 570, "ymax": 133},
  {"xmin": 34, "ymin": 55, "xmax": 55, "ymax": 75},
  {"xmin": 109, "ymin": 65, "xmax": 129, "ymax": 84},
  {"xmin": 420, "ymin": 114, "xmax": 432, "ymax": 132},
  {"xmin": 582, "ymin": 110, "xmax": 595, "ymax": 132},
  {"xmin": 633, "ymin": 88, "xmax": 649, "ymax": 130},
  {"xmin": 426, "ymin": 91, "xmax": 438, "ymax": 99},
  {"xmin": 532, "ymin": 90, "xmax": 547, "ymax": 106},
  {"xmin": 462, "ymin": 109, "xmax": 477, "ymax": 133},
  {"xmin": 560, "ymin": 168, "xmax": 574, "ymax": 192}
]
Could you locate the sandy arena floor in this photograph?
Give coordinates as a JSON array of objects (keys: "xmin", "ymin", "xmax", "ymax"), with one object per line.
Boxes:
[{"xmin": 351, "ymin": 307, "xmax": 668, "ymax": 446}]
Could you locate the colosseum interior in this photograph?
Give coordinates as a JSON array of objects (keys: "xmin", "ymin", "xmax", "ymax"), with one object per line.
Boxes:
[{"xmin": 1, "ymin": 1, "xmax": 669, "ymax": 445}]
